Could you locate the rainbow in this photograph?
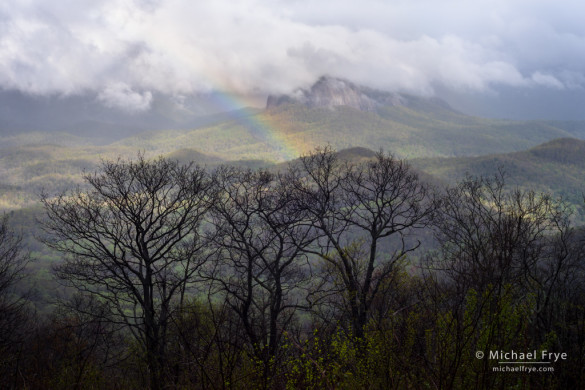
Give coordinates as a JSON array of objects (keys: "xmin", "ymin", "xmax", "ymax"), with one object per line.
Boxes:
[{"xmin": 206, "ymin": 90, "xmax": 305, "ymax": 162}]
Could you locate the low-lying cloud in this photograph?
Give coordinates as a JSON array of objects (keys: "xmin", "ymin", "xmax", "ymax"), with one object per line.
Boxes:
[
  {"xmin": 0, "ymin": 0, "xmax": 584, "ymax": 112},
  {"xmin": 97, "ymin": 82, "xmax": 153, "ymax": 112}
]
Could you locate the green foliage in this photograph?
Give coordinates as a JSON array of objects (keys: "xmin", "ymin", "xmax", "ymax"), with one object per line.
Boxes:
[
  {"xmin": 284, "ymin": 313, "xmax": 428, "ymax": 390},
  {"xmin": 426, "ymin": 286, "xmax": 550, "ymax": 389},
  {"xmin": 284, "ymin": 329, "xmax": 377, "ymax": 390}
]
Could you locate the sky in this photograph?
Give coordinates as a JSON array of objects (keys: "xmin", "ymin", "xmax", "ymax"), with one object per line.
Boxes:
[{"xmin": 1, "ymin": 0, "xmax": 585, "ymax": 119}]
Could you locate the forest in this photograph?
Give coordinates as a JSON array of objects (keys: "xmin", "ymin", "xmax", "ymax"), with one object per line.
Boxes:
[{"xmin": 1, "ymin": 147, "xmax": 584, "ymax": 389}]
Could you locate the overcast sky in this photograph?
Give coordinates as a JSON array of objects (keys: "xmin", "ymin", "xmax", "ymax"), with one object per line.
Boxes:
[{"xmin": 1, "ymin": 0, "xmax": 584, "ymax": 118}]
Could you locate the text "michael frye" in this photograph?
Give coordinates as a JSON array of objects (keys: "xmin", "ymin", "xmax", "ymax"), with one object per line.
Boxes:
[{"xmin": 489, "ymin": 350, "xmax": 567, "ymax": 362}]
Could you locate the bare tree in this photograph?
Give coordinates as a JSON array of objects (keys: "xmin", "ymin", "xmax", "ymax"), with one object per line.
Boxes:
[
  {"xmin": 290, "ymin": 147, "xmax": 434, "ymax": 339},
  {"xmin": 0, "ymin": 214, "xmax": 32, "ymax": 386},
  {"xmin": 207, "ymin": 166, "xmax": 314, "ymax": 387},
  {"xmin": 40, "ymin": 155, "xmax": 214, "ymax": 390},
  {"xmin": 427, "ymin": 171, "xmax": 579, "ymax": 389},
  {"xmin": 432, "ymin": 170, "xmax": 569, "ymax": 297}
]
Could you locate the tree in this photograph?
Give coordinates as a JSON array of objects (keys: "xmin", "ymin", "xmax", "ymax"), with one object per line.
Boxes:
[
  {"xmin": 40, "ymin": 155, "xmax": 214, "ymax": 390},
  {"xmin": 432, "ymin": 170, "xmax": 569, "ymax": 298},
  {"xmin": 0, "ymin": 214, "xmax": 32, "ymax": 386},
  {"xmin": 23, "ymin": 294, "xmax": 128, "ymax": 389},
  {"xmin": 207, "ymin": 166, "xmax": 314, "ymax": 387},
  {"xmin": 290, "ymin": 147, "xmax": 434, "ymax": 339},
  {"xmin": 427, "ymin": 171, "xmax": 578, "ymax": 389}
]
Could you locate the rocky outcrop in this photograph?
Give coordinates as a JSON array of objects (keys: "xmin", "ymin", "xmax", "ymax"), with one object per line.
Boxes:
[{"xmin": 266, "ymin": 76, "xmax": 408, "ymax": 112}]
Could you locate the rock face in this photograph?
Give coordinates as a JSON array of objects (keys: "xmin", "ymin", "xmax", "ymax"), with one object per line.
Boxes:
[{"xmin": 266, "ymin": 76, "xmax": 408, "ymax": 112}]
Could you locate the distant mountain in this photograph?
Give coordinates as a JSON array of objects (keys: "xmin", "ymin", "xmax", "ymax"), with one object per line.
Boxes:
[
  {"xmin": 411, "ymin": 137, "xmax": 585, "ymax": 209},
  {"xmin": 3, "ymin": 77, "xmax": 585, "ymax": 162},
  {"xmin": 166, "ymin": 149, "xmax": 225, "ymax": 165},
  {"xmin": 266, "ymin": 76, "xmax": 453, "ymax": 114},
  {"xmin": 335, "ymin": 146, "xmax": 379, "ymax": 160},
  {"xmin": 3, "ymin": 77, "xmax": 585, "ymax": 210},
  {"xmin": 104, "ymin": 80, "xmax": 582, "ymax": 163},
  {"xmin": 263, "ymin": 77, "xmax": 584, "ymax": 159},
  {"xmin": 527, "ymin": 137, "xmax": 585, "ymax": 165}
]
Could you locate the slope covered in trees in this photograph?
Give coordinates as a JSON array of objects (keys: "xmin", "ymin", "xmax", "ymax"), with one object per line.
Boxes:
[
  {"xmin": 2, "ymin": 77, "xmax": 585, "ymax": 212},
  {"xmin": 412, "ymin": 137, "xmax": 585, "ymax": 213}
]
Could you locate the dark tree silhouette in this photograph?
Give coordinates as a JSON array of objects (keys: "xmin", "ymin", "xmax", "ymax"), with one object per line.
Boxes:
[
  {"xmin": 426, "ymin": 171, "xmax": 581, "ymax": 389},
  {"xmin": 433, "ymin": 170, "xmax": 571, "ymax": 297},
  {"xmin": 40, "ymin": 155, "xmax": 215, "ymax": 390},
  {"xmin": 290, "ymin": 147, "xmax": 434, "ymax": 339},
  {"xmin": 0, "ymin": 214, "xmax": 31, "ymax": 386},
  {"xmin": 207, "ymin": 166, "xmax": 314, "ymax": 387}
]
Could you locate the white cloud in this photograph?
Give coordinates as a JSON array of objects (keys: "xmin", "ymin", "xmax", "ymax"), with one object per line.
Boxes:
[
  {"xmin": 97, "ymin": 82, "xmax": 153, "ymax": 112},
  {"xmin": 531, "ymin": 72, "xmax": 564, "ymax": 89},
  {"xmin": 0, "ymin": 0, "xmax": 584, "ymax": 111}
]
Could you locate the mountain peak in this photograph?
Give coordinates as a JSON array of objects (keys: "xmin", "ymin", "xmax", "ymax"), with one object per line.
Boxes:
[
  {"xmin": 266, "ymin": 76, "xmax": 407, "ymax": 112},
  {"xmin": 528, "ymin": 137, "xmax": 585, "ymax": 165}
]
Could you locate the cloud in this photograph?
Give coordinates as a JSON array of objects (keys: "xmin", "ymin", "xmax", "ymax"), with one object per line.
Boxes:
[
  {"xmin": 0, "ymin": 0, "xmax": 584, "ymax": 111},
  {"xmin": 531, "ymin": 72, "xmax": 564, "ymax": 89},
  {"xmin": 97, "ymin": 82, "xmax": 153, "ymax": 112}
]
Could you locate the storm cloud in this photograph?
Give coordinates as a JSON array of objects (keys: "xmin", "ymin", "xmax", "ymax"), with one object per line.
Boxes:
[{"xmin": 0, "ymin": 0, "xmax": 584, "ymax": 114}]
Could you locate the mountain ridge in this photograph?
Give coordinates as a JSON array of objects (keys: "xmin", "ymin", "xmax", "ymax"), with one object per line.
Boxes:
[
  {"xmin": 266, "ymin": 76, "xmax": 456, "ymax": 114},
  {"xmin": 411, "ymin": 137, "xmax": 585, "ymax": 210},
  {"xmin": 2, "ymin": 77, "xmax": 585, "ymax": 210}
]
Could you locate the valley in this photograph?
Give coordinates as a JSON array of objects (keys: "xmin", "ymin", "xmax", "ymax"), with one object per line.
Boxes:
[{"xmin": 2, "ymin": 78, "xmax": 585, "ymax": 218}]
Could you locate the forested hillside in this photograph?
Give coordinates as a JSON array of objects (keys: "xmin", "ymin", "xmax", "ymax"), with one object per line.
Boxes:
[
  {"xmin": 1, "ymin": 96, "xmax": 583, "ymax": 211},
  {"xmin": 412, "ymin": 138, "xmax": 585, "ymax": 215}
]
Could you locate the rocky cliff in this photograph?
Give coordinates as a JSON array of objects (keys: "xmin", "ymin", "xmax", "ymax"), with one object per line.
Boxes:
[{"xmin": 266, "ymin": 76, "xmax": 409, "ymax": 112}]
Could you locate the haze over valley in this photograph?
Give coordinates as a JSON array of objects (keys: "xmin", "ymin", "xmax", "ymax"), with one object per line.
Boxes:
[{"xmin": 2, "ymin": 76, "xmax": 585, "ymax": 211}]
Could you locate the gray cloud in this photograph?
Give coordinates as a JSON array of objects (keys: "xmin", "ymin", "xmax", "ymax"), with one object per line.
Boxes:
[{"xmin": 0, "ymin": 0, "xmax": 584, "ymax": 112}]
